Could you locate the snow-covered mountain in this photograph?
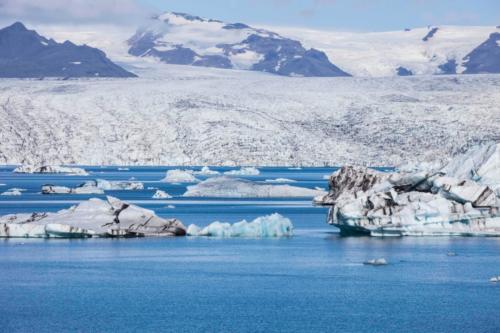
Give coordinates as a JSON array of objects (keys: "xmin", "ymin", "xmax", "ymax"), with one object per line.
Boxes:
[
  {"xmin": 272, "ymin": 25, "xmax": 500, "ymax": 77},
  {"xmin": 127, "ymin": 12, "xmax": 350, "ymax": 77},
  {"xmin": 0, "ymin": 22, "xmax": 136, "ymax": 78}
]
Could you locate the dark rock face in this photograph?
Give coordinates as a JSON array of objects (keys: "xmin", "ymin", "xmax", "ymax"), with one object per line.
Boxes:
[
  {"xmin": 127, "ymin": 12, "xmax": 350, "ymax": 77},
  {"xmin": 438, "ymin": 59, "xmax": 457, "ymax": 74},
  {"xmin": 422, "ymin": 27, "xmax": 439, "ymax": 42},
  {"xmin": 463, "ymin": 33, "xmax": 500, "ymax": 74},
  {"xmin": 396, "ymin": 66, "xmax": 413, "ymax": 76},
  {"xmin": 0, "ymin": 22, "xmax": 136, "ymax": 78}
]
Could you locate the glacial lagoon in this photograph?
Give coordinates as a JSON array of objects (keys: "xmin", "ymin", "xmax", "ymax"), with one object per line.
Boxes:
[{"xmin": 1, "ymin": 166, "xmax": 499, "ymax": 332}]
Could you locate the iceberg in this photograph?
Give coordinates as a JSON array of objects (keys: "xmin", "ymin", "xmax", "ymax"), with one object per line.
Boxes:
[
  {"xmin": 13, "ymin": 165, "xmax": 88, "ymax": 176},
  {"xmin": 42, "ymin": 184, "xmax": 104, "ymax": 195},
  {"xmin": 0, "ymin": 196, "xmax": 186, "ymax": 238},
  {"xmin": 363, "ymin": 258, "xmax": 388, "ymax": 266},
  {"xmin": 1, "ymin": 188, "xmax": 22, "ymax": 196},
  {"xmin": 224, "ymin": 167, "xmax": 260, "ymax": 176},
  {"xmin": 187, "ymin": 213, "xmax": 293, "ymax": 237},
  {"xmin": 183, "ymin": 176, "xmax": 327, "ymax": 198},
  {"xmin": 193, "ymin": 166, "xmax": 220, "ymax": 175},
  {"xmin": 264, "ymin": 178, "xmax": 296, "ymax": 183},
  {"xmin": 152, "ymin": 190, "xmax": 172, "ymax": 199},
  {"xmin": 84, "ymin": 179, "xmax": 144, "ymax": 190},
  {"xmin": 162, "ymin": 169, "xmax": 200, "ymax": 183},
  {"xmin": 317, "ymin": 143, "xmax": 500, "ymax": 237}
]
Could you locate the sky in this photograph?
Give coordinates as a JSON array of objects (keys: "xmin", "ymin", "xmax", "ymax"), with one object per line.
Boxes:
[{"xmin": 0, "ymin": 0, "xmax": 499, "ymax": 31}]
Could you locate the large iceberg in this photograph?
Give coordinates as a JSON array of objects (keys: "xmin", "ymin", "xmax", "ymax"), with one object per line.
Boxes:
[
  {"xmin": 316, "ymin": 142, "xmax": 500, "ymax": 236},
  {"xmin": 224, "ymin": 167, "xmax": 260, "ymax": 176},
  {"xmin": 13, "ymin": 165, "xmax": 88, "ymax": 176},
  {"xmin": 85, "ymin": 179, "xmax": 144, "ymax": 190},
  {"xmin": 162, "ymin": 169, "xmax": 200, "ymax": 183},
  {"xmin": 187, "ymin": 213, "xmax": 293, "ymax": 237},
  {"xmin": 184, "ymin": 176, "xmax": 326, "ymax": 198},
  {"xmin": 0, "ymin": 196, "xmax": 186, "ymax": 238}
]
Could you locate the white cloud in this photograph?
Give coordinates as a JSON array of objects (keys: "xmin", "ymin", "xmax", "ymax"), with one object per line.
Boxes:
[{"xmin": 0, "ymin": 0, "xmax": 152, "ymax": 24}]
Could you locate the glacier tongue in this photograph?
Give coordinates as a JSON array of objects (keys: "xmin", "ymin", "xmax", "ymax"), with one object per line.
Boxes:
[
  {"xmin": 317, "ymin": 142, "xmax": 500, "ymax": 237},
  {"xmin": 187, "ymin": 213, "xmax": 293, "ymax": 237}
]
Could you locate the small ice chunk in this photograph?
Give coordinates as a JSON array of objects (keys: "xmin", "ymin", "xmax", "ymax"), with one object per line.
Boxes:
[
  {"xmin": 363, "ymin": 258, "xmax": 388, "ymax": 266},
  {"xmin": 162, "ymin": 169, "xmax": 200, "ymax": 183},
  {"xmin": 187, "ymin": 213, "xmax": 293, "ymax": 237},
  {"xmin": 152, "ymin": 190, "xmax": 172, "ymax": 199},
  {"xmin": 1, "ymin": 189, "xmax": 22, "ymax": 196},
  {"xmin": 194, "ymin": 166, "xmax": 220, "ymax": 175},
  {"xmin": 224, "ymin": 167, "xmax": 260, "ymax": 176},
  {"xmin": 118, "ymin": 167, "xmax": 130, "ymax": 171},
  {"xmin": 264, "ymin": 178, "xmax": 296, "ymax": 183},
  {"xmin": 13, "ymin": 165, "xmax": 88, "ymax": 176},
  {"xmin": 490, "ymin": 276, "xmax": 500, "ymax": 283}
]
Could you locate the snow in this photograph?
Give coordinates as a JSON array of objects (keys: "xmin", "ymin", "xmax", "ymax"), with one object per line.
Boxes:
[
  {"xmin": 224, "ymin": 167, "xmax": 260, "ymax": 176},
  {"xmin": 162, "ymin": 169, "xmax": 200, "ymax": 183},
  {"xmin": 0, "ymin": 196, "xmax": 186, "ymax": 238},
  {"xmin": 152, "ymin": 190, "xmax": 172, "ymax": 199},
  {"xmin": 186, "ymin": 213, "xmax": 293, "ymax": 237},
  {"xmin": 0, "ymin": 67, "xmax": 498, "ymax": 166},
  {"xmin": 270, "ymin": 25, "xmax": 497, "ymax": 76},
  {"xmin": 184, "ymin": 176, "xmax": 326, "ymax": 198},
  {"xmin": 13, "ymin": 165, "xmax": 88, "ymax": 175}
]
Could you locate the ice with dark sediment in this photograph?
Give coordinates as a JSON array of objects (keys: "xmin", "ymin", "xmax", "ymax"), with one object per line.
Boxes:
[{"xmin": 316, "ymin": 142, "xmax": 500, "ymax": 237}]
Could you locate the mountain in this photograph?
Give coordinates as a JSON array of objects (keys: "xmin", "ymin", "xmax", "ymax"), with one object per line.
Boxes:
[
  {"xmin": 271, "ymin": 25, "xmax": 500, "ymax": 76},
  {"xmin": 127, "ymin": 12, "xmax": 350, "ymax": 77},
  {"xmin": 0, "ymin": 22, "xmax": 136, "ymax": 78}
]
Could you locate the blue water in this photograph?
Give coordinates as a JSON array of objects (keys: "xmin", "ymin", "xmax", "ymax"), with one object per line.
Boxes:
[{"xmin": 1, "ymin": 166, "xmax": 499, "ymax": 332}]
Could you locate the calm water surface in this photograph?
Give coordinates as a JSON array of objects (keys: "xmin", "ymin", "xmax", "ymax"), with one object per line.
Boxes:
[{"xmin": 1, "ymin": 166, "xmax": 499, "ymax": 332}]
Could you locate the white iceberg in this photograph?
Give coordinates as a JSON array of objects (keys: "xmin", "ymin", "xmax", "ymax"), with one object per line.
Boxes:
[
  {"xmin": 0, "ymin": 196, "xmax": 186, "ymax": 238},
  {"xmin": 194, "ymin": 166, "xmax": 220, "ymax": 175},
  {"xmin": 13, "ymin": 165, "xmax": 88, "ymax": 176},
  {"xmin": 84, "ymin": 179, "xmax": 144, "ymax": 190},
  {"xmin": 264, "ymin": 178, "xmax": 296, "ymax": 183},
  {"xmin": 224, "ymin": 167, "xmax": 260, "ymax": 176},
  {"xmin": 152, "ymin": 190, "xmax": 172, "ymax": 199},
  {"xmin": 1, "ymin": 189, "xmax": 22, "ymax": 196},
  {"xmin": 162, "ymin": 169, "xmax": 200, "ymax": 183},
  {"xmin": 42, "ymin": 184, "xmax": 104, "ymax": 195},
  {"xmin": 187, "ymin": 213, "xmax": 293, "ymax": 237},
  {"xmin": 117, "ymin": 167, "xmax": 130, "ymax": 171},
  {"xmin": 363, "ymin": 258, "xmax": 388, "ymax": 266},
  {"xmin": 183, "ymin": 176, "xmax": 327, "ymax": 198},
  {"xmin": 317, "ymin": 143, "xmax": 500, "ymax": 237}
]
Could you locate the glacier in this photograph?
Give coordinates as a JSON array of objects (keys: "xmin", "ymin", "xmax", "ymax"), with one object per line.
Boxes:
[
  {"xmin": 186, "ymin": 213, "xmax": 293, "ymax": 237},
  {"xmin": 316, "ymin": 142, "xmax": 500, "ymax": 237},
  {"xmin": 1, "ymin": 69, "xmax": 498, "ymax": 167},
  {"xmin": 0, "ymin": 196, "xmax": 186, "ymax": 238},
  {"xmin": 184, "ymin": 176, "xmax": 326, "ymax": 198}
]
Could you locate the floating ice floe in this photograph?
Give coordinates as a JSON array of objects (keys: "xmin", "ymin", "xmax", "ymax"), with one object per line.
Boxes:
[
  {"xmin": 264, "ymin": 178, "xmax": 296, "ymax": 183},
  {"xmin": 0, "ymin": 196, "xmax": 186, "ymax": 238},
  {"xmin": 490, "ymin": 276, "xmax": 500, "ymax": 283},
  {"xmin": 162, "ymin": 169, "xmax": 200, "ymax": 183},
  {"xmin": 13, "ymin": 165, "xmax": 89, "ymax": 176},
  {"xmin": 363, "ymin": 258, "xmax": 388, "ymax": 266},
  {"xmin": 194, "ymin": 166, "xmax": 220, "ymax": 175},
  {"xmin": 1, "ymin": 188, "xmax": 22, "ymax": 196},
  {"xmin": 187, "ymin": 213, "xmax": 293, "ymax": 237},
  {"xmin": 183, "ymin": 176, "xmax": 327, "ymax": 198},
  {"xmin": 224, "ymin": 167, "xmax": 260, "ymax": 176},
  {"xmin": 86, "ymin": 179, "xmax": 144, "ymax": 190},
  {"xmin": 117, "ymin": 167, "xmax": 130, "ymax": 171},
  {"xmin": 152, "ymin": 190, "xmax": 172, "ymax": 199},
  {"xmin": 316, "ymin": 142, "xmax": 500, "ymax": 237},
  {"xmin": 42, "ymin": 184, "xmax": 104, "ymax": 195}
]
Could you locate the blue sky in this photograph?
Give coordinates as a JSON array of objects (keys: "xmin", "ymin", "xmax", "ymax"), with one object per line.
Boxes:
[
  {"xmin": 139, "ymin": 0, "xmax": 500, "ymax": 31},
  {"xmin": 0, "ymin": 0, "xmax": 498, "ymax": 31}
]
